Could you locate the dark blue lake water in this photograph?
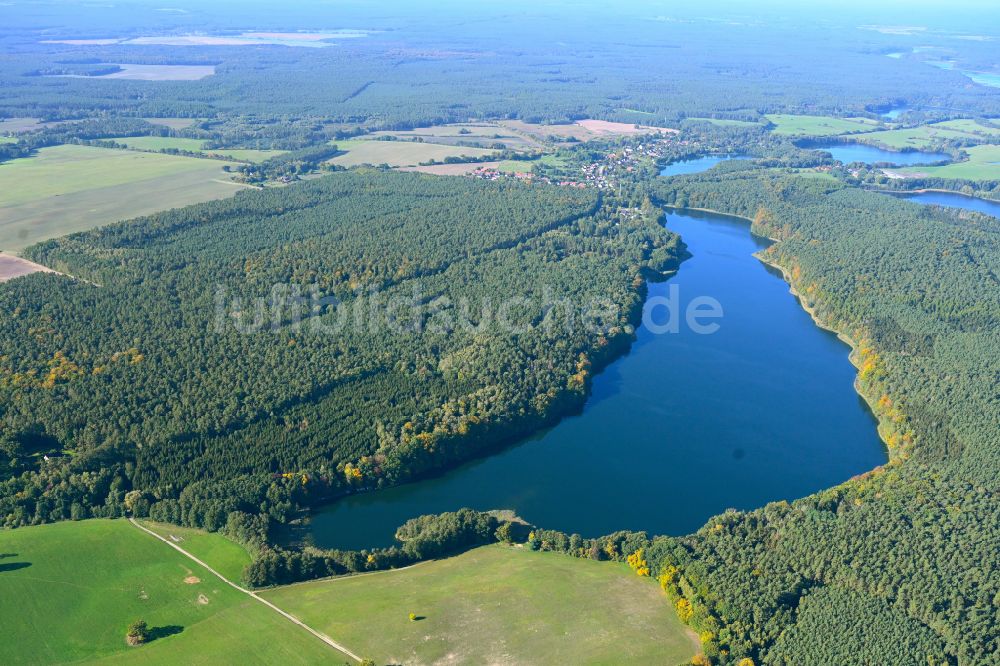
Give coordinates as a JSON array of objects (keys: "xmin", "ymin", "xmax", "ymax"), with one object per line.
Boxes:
[
  {"xmin": 897, "ymin": 190, "xmax": 1000, "ymax": 217},
  {"xmin": 811, "ymin": 143, "xmax": 949, "ymax": 166},
  {"xmin": 304, "ymin": 208, "xmax": 886, "ymax": 550}
]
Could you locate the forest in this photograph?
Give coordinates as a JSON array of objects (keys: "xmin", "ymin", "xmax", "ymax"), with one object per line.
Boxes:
[
  {"xmin": 4, "ymin": 2, "xmax": 1000, "ymax": 130},
  {"xmin": 640, "ymin": 167, "xmax": 999, "ymax": 664},
  {"xmin": 249, "ymin": 168, "xmax": 997, "ymax": 666},
  {"xmin": 0, "ymin": 171, "xmax": 686, "ymax": 535},
  {"xmin": 1, "ymin": 2, "xmax": 999, "ymax": 664}
]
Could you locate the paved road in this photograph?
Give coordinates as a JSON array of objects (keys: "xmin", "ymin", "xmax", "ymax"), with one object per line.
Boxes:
[{"xmin": 128, "ymin": 517, "xmax": 362, "ymax": 662}]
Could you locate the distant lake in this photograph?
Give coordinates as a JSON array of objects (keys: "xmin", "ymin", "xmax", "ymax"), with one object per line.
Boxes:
[
  {"xmin": 897, "ymin": 190, "xmax": 1000, "ymax": 217},
  {"xmin": 881, "ymin": 105, "xmax": 909, "ymax": 120},
  {"xmin": 302, "ymin": 208, "xmax": 886, "ymax": 550},
  {"xmin": 809, "ymin": 142, "xmax": 949, "ymax": 166},
  {"xmin": 660, "ymin": 155, "xmax": 748, "ymax": 177},
  {"xmin": 964, "ymin": 71, "xmax": 1000, "ymax": 89}
]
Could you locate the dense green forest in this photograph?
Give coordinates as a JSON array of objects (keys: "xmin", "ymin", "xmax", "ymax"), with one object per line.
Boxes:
[
  {"xmin": 3, "ymin": 2, "xmax": 1000, "ymax": 127},
  {"xmin": 637, "ymin": 168, "xmax": 1000, "ymax": 665},
  {"xmin": 0, "ymin": 171, "xmax": 685, "ymax": 531},
  {"xmin": 395, "ymin": 168, "xmax": 995, "ymax": 665},
  {"xmin": 2, "ymin": 2, "xmax": 1000, "ymax": 664}
]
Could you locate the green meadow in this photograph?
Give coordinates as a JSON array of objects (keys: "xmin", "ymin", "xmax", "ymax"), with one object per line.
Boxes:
[
  {"xmin": 262, "ymin": 545, "xmax": 697, "ymax": 666},
  {"xmin": 897, "ymin": 144, "xmax": 1000, "ymax": 180},
  {"xmin": 0, "ymin": 520, "xmax": 347, "ymax": 665},
  {"xmin": 138, "ymin": 521, "xmax": 252, "ymax": 584},
  {"xmin": 114, "ymin": 136, "xmax": 285, "ymax": 162},
  {"xmin": 853, "ymin": 120, "xmax": 1000, "ymax": 150},
  {"xmin": 0, "ymin": 145, "xmax": 245, "ymax": 253},
  {"xmin": 497, "ymin": 154, "xmax": 569, "ymax": 174},
  {"xmin": 765, "ymin": 114, "xmax": 882, "ymax": 136}
]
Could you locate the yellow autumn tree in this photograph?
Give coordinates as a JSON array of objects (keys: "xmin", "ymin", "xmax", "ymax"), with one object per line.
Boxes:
[
  {"xmin": 627, "ymin": 548, "xmax": 650, "ymax": 577},
  {"xmin": 675, "ymin": 598, "xmax": 693, "ymax": 623},
  {"xmin": 658, "ymin": 564, "xmax": 679, "ymax": 592}
]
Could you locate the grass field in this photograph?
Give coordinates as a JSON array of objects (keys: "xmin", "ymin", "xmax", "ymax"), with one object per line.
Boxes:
[
  {"xmin": 0, "ymin": 145, "xmax": 247, "ymax": 253},
  {"xmin": 765, "ymin": 114, "xmax": 883, "ymax": 136},
  {"xmin": 144, "ymin": 118, "xmax": 200, "ymax": 130},
  {"xmin": 0, "ymin": 520, "xmax": 348, "ymax": 665},
  {"xmin": 896, "ymin": 144, "xmax": 1000, "ymax": 180},
  {"xmin": 687, "ymin": 117, "xmax": 763, "ymax": 127},
  {"xmin": 851, "ymin": 120, "xmax": 1000, "ymax": 150},
  {"xmin": 263, "ymin": 545, "xmax": 697, "ymax": 666},
  {"xmin": 400, "ymin": 161, "xmax": 503, "ymax": 175},
  {"xmin": 138, "ymin": 521, "xmax": 252, "ymax": 584},
  {"xmin": 328, "ymin": 139, "xmax": 500, "ymax": 168},
  {"xmin": 497, "ymin": 154, "xmax": 569, "ymax": 174},
  {"xmin": 114, "ymin": 136, "xmax": 285, "ymax": 162}
]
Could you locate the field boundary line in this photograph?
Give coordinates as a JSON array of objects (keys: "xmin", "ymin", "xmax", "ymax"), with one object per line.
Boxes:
[
  {"xmin": 128, "ymin": 517, "xmax": 362, "ymax": 662},
  {"xmin": 271, "ymin": 558, "xmax": 434, "ymax": 590}
]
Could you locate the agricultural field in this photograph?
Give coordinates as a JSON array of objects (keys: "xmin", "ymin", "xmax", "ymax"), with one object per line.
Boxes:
[
  {"xmin": 144, "ymin": 118, "xmax": 201, "ymax": 130},
  {"xmin": 498, "ymin": 119, "xmax": 675, "ymax": 143},
  {"xmin": 368, "ymin": 122, "xmax": 542, "ymax": 150},
  {"xmin": 895, "ymin": 144, "xmax": 1000, "ymax": 180},
  {"xmin": 852, "ymin": 119, "xmax": 1000, "ymax": 150},
  {"xmin": 399, "ymin": 160, "xmax": 503, "ymax": 175},
  {"xmin": 113, "ymin": 136, "xmax": 285, "ymax": 162},
  {"xmin": 0, "ymin": 145, "xmax": 247, "ymax": 253},
  {"xmin": 686, "ymin": 117, "xmax": 763, "ymax": 127},
  {"xmin": 765, "ymin": 113, "xmax": 883, "ymax": 136},
  {"xmin": 497, "ymin": 154, "xmax": 569, "ymax": 174},
  {"xmin": 262, "ymin": 545, "xmax": 697, "ymax": 666},
  {"xmin": 0, "ymin": 118, "xmax": 57, "ymax": 134},
  {"xmin": 327, "ymin": 138, "xmax": 501, "ymax": 167},
  {"xmin": 0, "ymin": 520, "xmax": 346, "ymax": 665},
  {"xmin": 0, "ymin": 253, "xmax": 56, "ymax": 282}
]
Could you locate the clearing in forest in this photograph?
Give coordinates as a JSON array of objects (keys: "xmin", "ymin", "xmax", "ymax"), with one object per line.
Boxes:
[
  {"xmin": 52, "ymin": 64, "xmax": 216, "ymax": 81},
  {"xmin": 262, "ymin": 544, "xmax": 698, "ymax": 666},
  {"xmin": 765, "ymin": 114, "xmax": 883, "ymax": 136}
]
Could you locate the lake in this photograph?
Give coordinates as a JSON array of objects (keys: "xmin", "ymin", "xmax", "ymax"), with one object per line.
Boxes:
[
  {"xmin": 304, "ymin": 208, "xmax": 887, "ymax": 550},
  {"xmin": 896, "ymin": 190, "xmax": 1000, "ymax": 217},
  {"xmin": 881, "ymin": 105, "xmax": 909, "ymax": 120},
  {"xmin": 809, "ymin": 142, "xmax": 949, "ymax": 165},
  {"xmin": 659, "ymin": 155, "xmax": 748, "ymax": 177}
]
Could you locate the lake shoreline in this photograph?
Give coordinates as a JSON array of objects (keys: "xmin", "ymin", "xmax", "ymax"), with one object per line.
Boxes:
[
  {"xmin": 302, "ymin": 205, "xmax": 887, "ymax": 550},
  {"xmin": 284, "ymin": 212, "xmax": 693, "ymax": 542},
  {"xmin": 869, "ymin": 187, "xmax": 1000, "ymax": 204},
  {"xmin": 675, "ymin": 204, "xmax": 895, "ymax": 472}
]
